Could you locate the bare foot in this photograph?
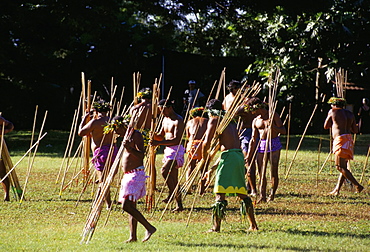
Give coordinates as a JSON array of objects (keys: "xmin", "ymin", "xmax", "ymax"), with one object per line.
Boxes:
[
  {"xmin": 248, "ymin": 226, "xmax": 258, "ymax": 231},
  {"xmin": 172, "ymin": 206, "xmax": 184, "ymax": 212},
  {"xmin": 356, "ymin": 185, "xmax": 364, "ymax": 193},
  {"xmin": 267, "ymin": 194, "xmax": 275, "ymax": 202},
  {"xmin": 124, "ymin": 238, "xmax": 137, "ymax": 243},
  {"xmin": 142, "ymin": 227, "xmax": 156, "ymax": 242},
  {"xmin": 250, "ymin": 191, "xmax": 257, "ymax": 197},
  {"xmin": 257, "ymin": 197, "xmax": 266, "ymax": 204},
  {"xmin": 206, "ymin": 228, "xmax": 219, "ymax": 233},
  {"xmin": 328, "ymin": 189, "xmax": 340, "ymax": 196}
]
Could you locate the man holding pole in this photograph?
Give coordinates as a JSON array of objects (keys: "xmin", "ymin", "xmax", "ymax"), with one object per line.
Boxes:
[
  {"xmin": 0, "ymin": 116, "xmax": 14, "ymax": 201},
  {"xmin": 245, "ymin": 97, "xmax": 286, "ymax": 203},
  {"xmin": 78, "ymin": 100, "xmax": 118, "ymax": 208},
  {"xmin": 151, "ymin": 99, "xmax": 185, "ymax": 212},
  {"xmin": 105, "ymin": 116, "xmax": 156, "ymax": 243},
  {"xmin": 202, "ymin": 99, "xmax": 258, "ymax": 232},
  {"xmin": 324, "ymin": 97, "xmax": 363, "ymax": 195}
]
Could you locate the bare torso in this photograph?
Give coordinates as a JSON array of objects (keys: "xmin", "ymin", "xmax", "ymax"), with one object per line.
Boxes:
[
  {"xmin": 253, "ymin": 111, "xmax": 285, "ymax": 139},
  {"xmin": 186, "ymin": 117, "xmax": 208, "ymax": 141},
  {"xmin": 120, "ymin": 130, "xmax": 144, "ymax": 173},
  {"xmin": 79, "ymin": 115, "xmax": 114, "ymax": 151},
  {"xmin": 324, "ymin": 107, "xmax": 358, "ymax": 138},
  {"xmin": 222, "ymin": 93, "xmax": 235, "ymax": 111},
  {"xmin": 130, "ymin": 100, "xmax": 152, "ymax": 130},
  {"xmin": 162, "ymin": 114, "xmax": 184, "ymax": 145}
]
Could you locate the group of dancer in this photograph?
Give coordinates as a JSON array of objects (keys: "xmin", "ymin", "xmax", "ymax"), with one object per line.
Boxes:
[{"xmin": 0, "ymin": 79, "xmax": 364, "ymax": 243}]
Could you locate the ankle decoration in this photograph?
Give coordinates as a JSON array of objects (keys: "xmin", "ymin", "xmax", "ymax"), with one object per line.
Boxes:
[
  {"xmin": 211, "ymin": 200, "xmax": 228, "ymax": 222},
  {"xmin": 240, "ymin": 196, "xmax": 253, "ymax": 219}
]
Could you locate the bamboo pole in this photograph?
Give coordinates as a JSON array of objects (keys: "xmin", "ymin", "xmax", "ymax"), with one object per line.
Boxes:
[
  {"xmin": 0, "ymin": 133, "xmax": 47, "ymax": 184},
  {"xmin": 20, "ymin": 110, "xmax": 48, "ymax": 203},
  {"xmin": 360, "ymin": 146, "xmax": 370, "ymax": 184},
  {"xmin": 285, "ymin": 95, "xmax": 325, "ymax": 179}
]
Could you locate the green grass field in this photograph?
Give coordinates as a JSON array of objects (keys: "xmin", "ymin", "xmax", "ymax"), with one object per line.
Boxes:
[{"xmin": 0, "ymin": 131, "xmax": 369, "ymax": 251}]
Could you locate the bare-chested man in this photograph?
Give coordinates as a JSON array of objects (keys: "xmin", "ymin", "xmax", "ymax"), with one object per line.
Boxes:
[
  {"xmin": 222, "ymin": 80, "xmax": 241, "ymax": 111},
  {"xmin": 203, "ymin": 99, "xmax": 258, "ymax": 232},
  {"xmin": 151, "ymin": 99, "xmax": 185, "ymax": 211},
  {"xmin": 245, "ymin": 97, "xmax": 286, "ymax": 203},
  {"xmin": 78, "ymin": 100, "xmax": 118, "ymax": 207},
  {"xmin": 185, "ymin": 107, "xmax": 208, "ymax": 194},
  {"xmin": 324, "ymin": 97, "xmax": 363, "ymax": 195},
  {"xmin": 107, "ymin": 116, "xmax": 156, "ymax": 243},
  {"xmin": 236, "ymin": 98, "xmax": 257, "ymax": 196},
  {"xmin": 0, "ymin": 116, "xmax": 14, "ymax": 201}
]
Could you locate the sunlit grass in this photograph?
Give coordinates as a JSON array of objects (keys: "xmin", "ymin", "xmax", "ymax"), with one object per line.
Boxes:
[{"xmin": 0, "ymin": 132, "xmax": 369, "ymax": 251}]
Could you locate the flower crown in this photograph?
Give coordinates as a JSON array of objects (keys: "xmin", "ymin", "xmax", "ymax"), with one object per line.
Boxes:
[
  {"xmin": 207, "ymin": 109, "xmax": 226, "ymax": 118},
  {"xmin": 327, "ymin": 97, "xmax": 346, "ymax": 106},
  {"xmin": 103, "ymin": 115, "xmax": 130, "ymax": 134},
  {"xmin": 137, "ymin": 89, "xmax": 152, "ymax": 99},
  {"xmin": 189, "ymin": 107, "xmax": 207, "ymax": 118},
  {"xmin": 244, "ymin": 102, "xmax": 268, "ymax": 113},
  {"xmin": 93, "ymin": 101, "xmax": 111, "ymax": 112}
]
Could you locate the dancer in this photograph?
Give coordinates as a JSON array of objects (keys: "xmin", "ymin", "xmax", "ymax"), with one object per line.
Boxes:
[
  {"xmin": 324, "ymin": 97, "xmax": 364, "ymax": 195},
  {"xmin": 203, "ymin": 99, "xmax": 258, "ymax": 232},
  {"xmin": 151, "ymin": 99, "xmax": 185, "ymax": 211},
  {"xmin": 185, "ymin": 107, "xmax": 208, "ymax": 194},
  {"xmin": 78, "ymin": 100, "xmax": 118, "ymax": 208},
  {"xmin": 107, "ymin": 116, "xmax": 156, "ymax": 242},
  {"xmin": 245, "ymin": 97, "xmax": 286, "ymax": 203}
]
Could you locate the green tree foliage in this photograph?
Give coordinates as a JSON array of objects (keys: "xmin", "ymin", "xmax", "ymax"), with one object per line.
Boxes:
[{"xmin": 1, "ymin": 0, "xmax": 369, "ymax": 131}]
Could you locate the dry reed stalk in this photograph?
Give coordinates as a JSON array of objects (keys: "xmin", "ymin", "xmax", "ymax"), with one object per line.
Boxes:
[
  {"xmin": 20, "ymin": 110, "xmax": 48, "ymax": 202},
  {"xmin": 0, "ymin": 133, "xmax": 47, "ymax": 185},
  {"xmin": 81, "ymin": 125, "xmax": 134, "ymax": 243},
  {"xmin": 285, "ymin": 95, "xmax": 325, "ymax": 179},
  {"xmin": 59, "ymin": 141, "xmax": 83, "ymax": 195},
  {"xmin": 359, "ymin": 146, "xmax": 370, "ymax": 183},
  {"xmin": 316, "ymin": 137, "xmax": 322, "ymax": 187},
  {"xmin": 284, "ymin": 103, "xmax": 292, "ymax": 173},
  {"xmin": 215, "ymin": 68, "xmax": 226, "ymax": 100}
]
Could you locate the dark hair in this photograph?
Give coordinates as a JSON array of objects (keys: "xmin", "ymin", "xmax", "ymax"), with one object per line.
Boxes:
[
  {"xmin": 93, "ymin": 100, "xmax": 111, "ymax": 112},
  {"xmin": 206, "ymin": 99, "xmax": 222, "ymax": 110},
  {"xmin": 245, "ymin": 97, "xmax": 262, "ymax": 107},
  {"xmin": 158, "ymin": 98, "xmax": 175, "ymax": 107},
  {"xmin": 227, "ymin": 80, "xmax": 241, "ymax": 90}
]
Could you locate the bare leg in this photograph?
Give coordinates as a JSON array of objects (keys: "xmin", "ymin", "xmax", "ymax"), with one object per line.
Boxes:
[
  {"xmin": 329, "ymin": 174, "xmax": 345, "ymax": 196},
  {"xmin": 247, "ymin": 160, "xmax": 257, "ymax": 197},
  {"xmin": 97, "ymin": 171, "xmax": 112, "ymax": 208},
  {"xmin": 125, "ymin": 202, "xmax": 138, "ymax": 243},
  {"xmin": 238, "ymin": 194, "xmax": 258, "ymax": 231},
  {"xmin": 122, "ymin": 199, "xmax": 156, "ymax": 242},
  {"xmin": 207, "ymin": 194, "xmax": 225, "ymax": 232},
  {"xmin": 0, "ymin": 161, "xmax": 10, "ymax": 201},
  {"xmin": 161, "ymin": 161, "xmax": 183, "ymax": 211},
  {"xmin": 257, "ymin": 153, "xmax": 267, "ymax": 203},
  {"xmin": 268, "ymin": 150, "xmax": 280, "ymax": 202},
  {"xmin": 334, "ymin": 157, "xmax": 363, "ymax": 194}
]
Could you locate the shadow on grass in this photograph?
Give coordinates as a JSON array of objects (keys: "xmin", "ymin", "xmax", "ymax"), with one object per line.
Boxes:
[
  {"xmin": 171, "ymin": 241, "xmax": 327, "ymax": 252},
  {"xmin": 285, "ymin": 228, "xmax": 370, "ymax": 239}
]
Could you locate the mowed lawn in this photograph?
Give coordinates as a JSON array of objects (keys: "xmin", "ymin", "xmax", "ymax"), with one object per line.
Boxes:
[{"xmin": 0, "ymin": 131, "xmax": 369, "ymax": 251}]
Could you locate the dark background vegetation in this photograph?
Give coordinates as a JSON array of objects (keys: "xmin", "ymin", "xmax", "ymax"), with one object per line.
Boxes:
[{"xmin": 1, "ymin": 1, "xmax": 369, "ymax": 133}]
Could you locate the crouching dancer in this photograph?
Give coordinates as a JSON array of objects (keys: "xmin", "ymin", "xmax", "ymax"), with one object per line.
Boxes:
[
  {"xmin": 108, "ymin": 116, "xmax": 156, "ymax": 243},
  {"xmin": 203, "ymin": 99, "xmax": 258, "ymax": 232}
]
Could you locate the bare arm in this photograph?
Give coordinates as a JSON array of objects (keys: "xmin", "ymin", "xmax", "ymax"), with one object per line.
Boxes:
[
  {"xmin": 350, "ymin": 116, "xmax": 359, "ymax": 134},
  {"xmin": 0, "ymin": 117, "xmax": 14, "ymax": 134},
  {"xmin": 124, "ymin": 131, "xmax": 145, "ymax": 160},
  {"xmin": 202, "ymin": 117, "xmax": 217, "ymax": 160},
  {"xmin": 323, "ymin": 110, "xmax": 333, "ymax": 130},
  {"xmin": 246, "ymin": 119, "xmax": 259, "ymax": 165},
  {"xmin": 78, "ymin": 113, "xmax": 94, "ymax": 136},
  {"xmin": 272, "ymin": 112, "xmax": 286, "ymax": 135}
]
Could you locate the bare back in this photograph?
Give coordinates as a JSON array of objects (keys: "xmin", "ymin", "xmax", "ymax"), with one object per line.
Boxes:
[
  {"xmin": 186, "ymin": 117, "xmax": 208, "ymax": 141},
  {"xmin": 79, "ymin": 116, "xmax": 114, "ymax": 151},
  {"xmin": 222, "ymin": 93, "xmax": 235, "ymax": 111},
  {"xmin": 324, "ymin": 107, "xmax": 358, "ymax": 138},
  {"xmin": 205, "ymin": 117, "xmax": 240, "ymax": 151},
  {"xmin": 130, "ymin": 100, "xmax": 152, "ymax": 130}
]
